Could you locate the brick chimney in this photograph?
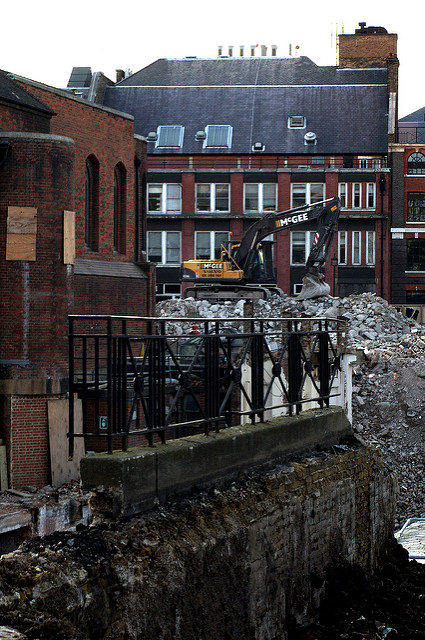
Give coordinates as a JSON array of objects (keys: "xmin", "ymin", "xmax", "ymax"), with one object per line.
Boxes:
[{"xmin": 338, "ymin": 23, "xmax": 399, "ymax": 142}]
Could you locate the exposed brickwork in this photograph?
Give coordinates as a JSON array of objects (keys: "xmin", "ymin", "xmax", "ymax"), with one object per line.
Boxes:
[
  {"xmin": 338, "ymin": 33, "xmax": 398, "ymax": 69},
  {"xmin": 0, "ymin": 103, "xmax": 50, "ymax": 133},
  {"xmin": 0, "ymin": 441, "xmax": 397, "ymax": 637},
  {"xmin": 16, "ymin": 81, "xmax": 140, "ymax": 264}
]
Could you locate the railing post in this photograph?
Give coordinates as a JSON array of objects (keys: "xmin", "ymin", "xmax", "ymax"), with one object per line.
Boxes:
[
  {"xmin": 106, "ymin": 317, "xmax": 113, "ymax": 454},
  {"xmin": 318, "ymin": 320, "xmax": 330, "ymax": 408},
  {"xmin": 204, "ymin": 321, "xmax": 220, "ymax": 434},
  {"xmin": 68, "ymin": 317, "xmax": 75, "ymax": 459},
  {"xmin": 287, "ymin": 320, "xmax": 302, "ymax": 414},
  {"xmin": 251, "ymin": 320, "xmax": 264, "ymax": 423}
]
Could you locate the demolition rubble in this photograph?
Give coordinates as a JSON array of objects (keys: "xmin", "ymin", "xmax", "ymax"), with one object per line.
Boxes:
[{"xmin": 158, "ymin": 292, "xmax": 425, "ymax": 526}]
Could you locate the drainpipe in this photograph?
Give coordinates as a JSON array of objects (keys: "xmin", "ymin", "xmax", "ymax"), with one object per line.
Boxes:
[
  {"xmin": 0, "ymin": 142, "xmax": 10, "ymax": 170},
  {"xmin": 134, "ymin": 154, "xmax": 141, "ymax": 262},
  {"xmin": 379, "ymin": 174, "xmax": 386, "ymax": 297}
]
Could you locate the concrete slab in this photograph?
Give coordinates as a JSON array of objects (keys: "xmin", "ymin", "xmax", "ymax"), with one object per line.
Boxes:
[{"xmin": 396, "ymin": 518, "xmax": 425, "ymax": 563}]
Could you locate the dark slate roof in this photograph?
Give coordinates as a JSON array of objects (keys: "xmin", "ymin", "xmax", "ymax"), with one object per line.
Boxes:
[
  {"xmin": 117, "ymin": 56, "xmax": 387, "ymax": 87},
  {"xmin": 74, "ymin": 259, "xmax": 147, "ymax": 279},
  {"xmin": 0, "ymin": 70, "xmax": 54, "ymax": 115},
  {"xmin": 399, "ymin": 107, "xmax": 425, "ymax": 122},
  {"xmin": 103, "ymin": 84, "xmax": 388, "ymax": 155}
]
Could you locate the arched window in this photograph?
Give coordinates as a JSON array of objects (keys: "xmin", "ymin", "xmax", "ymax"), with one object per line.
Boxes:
[
  {"xmin": 407, "ymin": 152, "xmax": 425, "ymax": 175},
  {"xmin": 114, "ymin": 163, "xmax": 126, "ymax": 253},
  {"xmin": 85, "ymin": 155, "xmax": 99, "ymax": 250}
]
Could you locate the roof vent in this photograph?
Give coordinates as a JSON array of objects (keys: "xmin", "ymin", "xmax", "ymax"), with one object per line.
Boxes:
[
  {"xmin": 252, "ymin": 142, "xmax": 265, "ymax": 152},
  {"xmin": 147, "ymin": 131, "xmax": 158, "ymax": 142},
  {"xmin": 195, "ymin": 131, "xmax": 207, "ymax": 141},
  {"xmin": 304, "ymin": 131, "xmax": 317, "ymax": 145}
]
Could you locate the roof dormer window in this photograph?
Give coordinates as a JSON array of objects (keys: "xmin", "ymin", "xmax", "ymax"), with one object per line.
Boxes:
[
  {"xmin": 156, "ymin": 125, "xmax": 184, "ymax": 148},
  {"xmin": 288, "ymin": 116, "xmax": 306, "ymax": 129},
  {"xmin": 204, "ymin": 125, "xmax": 233, "ymax": 148}
]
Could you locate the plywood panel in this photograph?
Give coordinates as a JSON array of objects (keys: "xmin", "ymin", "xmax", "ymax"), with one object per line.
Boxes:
[
  {"xmin": 47, "ymin": 398, "xmax": 85, "ymax": 488},
  {"xmin": 63, "ymin": 210, "xmax": 75, "ymax": 264},
  {"xmin": 6, "ymin": 207, "xmax": 37, "ymax": 261},
  {"xmin": 5, "ymin": 233, "xmax": 36, "ymax": 261}
]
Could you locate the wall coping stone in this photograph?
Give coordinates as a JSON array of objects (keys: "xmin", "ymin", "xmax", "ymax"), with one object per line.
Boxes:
[{"xmin": 81, "ymin": 406, "xmax": 352, "ymax": 517}]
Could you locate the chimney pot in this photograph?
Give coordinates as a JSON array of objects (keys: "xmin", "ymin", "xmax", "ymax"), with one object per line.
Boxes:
[
  {"xmin": 261, "ymin": 45, "xmax": 267, "ymax": 56},
  {"xmin": 228, "ymin": 45, "xmax": 233, "ymax": 57}
]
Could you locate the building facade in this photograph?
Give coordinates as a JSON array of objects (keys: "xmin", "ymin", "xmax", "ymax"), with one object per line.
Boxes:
[
  {"xmin": 0, "ymin": 71, "xmax": 154, "ymax": 488},
  {"xmin": 97, "ymin": 23, "xmax": 396, "ymax": 301}
]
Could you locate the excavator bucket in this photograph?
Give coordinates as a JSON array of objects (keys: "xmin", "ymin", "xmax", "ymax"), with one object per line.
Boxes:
[{"xmin": 297, "ymin": 273, "xmax": 331, "ymax": 300}]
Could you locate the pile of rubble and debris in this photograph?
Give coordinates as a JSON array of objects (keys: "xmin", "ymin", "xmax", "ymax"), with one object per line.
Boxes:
[{"xmin": 158, "ymin": 292, "xmax": 425, "ymax": 526}]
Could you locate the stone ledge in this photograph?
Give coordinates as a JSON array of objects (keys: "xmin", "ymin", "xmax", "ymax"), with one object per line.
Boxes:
[{"xmin": 81, "ymin": 406, "xmax": 352, "ymax": 517}]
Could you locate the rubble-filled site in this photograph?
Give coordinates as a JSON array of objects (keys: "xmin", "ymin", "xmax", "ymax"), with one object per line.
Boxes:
[{"xmin": 158, "ymin": 292, "xmax": 425, "ymax": 527}]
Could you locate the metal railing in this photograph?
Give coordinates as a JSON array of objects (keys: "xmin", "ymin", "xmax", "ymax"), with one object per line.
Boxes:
[{"xmin": 68, "ymin": 315, "xmax": 346, "ymax": 455}]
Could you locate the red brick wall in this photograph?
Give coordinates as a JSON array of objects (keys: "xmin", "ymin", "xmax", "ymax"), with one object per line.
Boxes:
[
  {"xmin": 8, "ymin": 396, "xmax": 52, "ymax": 488},
  {"xmin": 74, "ymin": 274, "xmax": 150, "ymax": 316},
  {"xmin": 338, "ymin": 33, "xmax": 397, "ymax": 68},
  {"xmin": 0, "ymin": 133, "xmax": 75, "ymax": 380},
  {"xmin": 16, "ymin": 81, "xmax": 139, "ymax": 264},
  {"xmin": 0, "ymin": 102, "xmax": 50, "ymax": 133}
]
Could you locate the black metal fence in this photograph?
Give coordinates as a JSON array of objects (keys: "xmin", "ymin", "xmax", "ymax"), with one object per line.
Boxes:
[{"xmin": 68, "ymin": 315, "xmax": 346, "ymax": 456}]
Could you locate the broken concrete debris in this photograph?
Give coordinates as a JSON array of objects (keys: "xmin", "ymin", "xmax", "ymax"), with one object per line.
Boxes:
[{"xmin": 158, "ymin": 291, "xmax": 425, "ymax": 526}]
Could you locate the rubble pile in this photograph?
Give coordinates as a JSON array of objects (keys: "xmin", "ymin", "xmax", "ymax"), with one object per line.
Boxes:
[
  {"xmin": 157, "ymin": 292, "xmax": 420, "ymax": 347},
  {"xmin": 158, "ymin": 292, "xmax": 425, "ymax": 525}
]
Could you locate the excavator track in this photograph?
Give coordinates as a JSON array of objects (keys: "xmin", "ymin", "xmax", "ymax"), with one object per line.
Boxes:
[{"xmin": 182, "ymin": 284, "xmax": 282, "ymax": 301}]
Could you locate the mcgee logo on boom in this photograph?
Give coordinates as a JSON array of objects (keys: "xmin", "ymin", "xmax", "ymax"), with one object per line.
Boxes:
[{"xmin": 277, "ymin": 212, "xmax": 309, "ymax": 227}]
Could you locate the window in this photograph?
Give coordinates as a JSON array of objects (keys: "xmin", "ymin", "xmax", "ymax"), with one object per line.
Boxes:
[
  {"xmin": 358, "ymin": 157, "xmax": 369, "ymax": 169},
  {"xmin": 407, "ymin": 193, "xmax": 425, "ymax": 222},
  {"xmin": 245, "ymin": 183, "xmax": 276, "ymax": 212},
  {"xmin": 195, "ymin": 231, "xmax": 230, "ymax": 260},
  {"xmin": 288, "ymin": 116, "xmax": 306, "ymax": 129},
  {"xmin": 311, "ymin": 156, "xmax": 325, "ymax": 165},
  {"xmin": 85, "ymin": 155, "xmax": 99, "ymax": 251},
  {"xmin": 338, "ymin": 231, "xmax": 347, "ymax": 265},
  {"xmin": 156, "ymin": 125, "xmax": 184, "ymax": 148},
  {"xmin": 156, "ymin": 283, "xmax": 181, "ymax": 301},
  {"xmin": 352, "ymin": 231, "xmax": 361, "ymax": 265},
  {"xmin": 338, "ymin": 183, "xmax": 347, "ymax": 208},
  {"xmin": 366, "ymin": 183, "xmax": 376, "ymax": 209},
  {"xmin": 290, "ymin": 231, "xmax": 315, "ymax": 265},
  {"xmin": 204, "ymin": 125, "xmax": 232, "ymax": 148},
  {"xmin": 371, "ymin": 159, "xmax": 382, "ymax": 170},
  {"xmin": 113, "ymin": 163, "xmax": 126, "ymax": 253},
  {"xmin": 291, "ymin": 183, "xmax": 325, "ymax": 207},
  {"xmin": 407, "ymin": 152, "xmax": 425, "ymax": 175},
  {"xmin": 195, "ymin": 184, "xmax": 229, "ymax": 212},
  {"xmin": 407, "ymin": 239, "xmax": 425, "ymax": 271},
  {"xmin": 352, "ymin": 183, "xmax": 362, "ymax": 208},
  {"xmin": 148, "ymin": 184, "xmax": 181, "ymax": 213},
  {"xmin": 147, "ymin": 231, "xmax": 181, "ymax": 264},
  {"xmin": 366, "ymin": 231, "xmax": 375, "ymax": 265}
]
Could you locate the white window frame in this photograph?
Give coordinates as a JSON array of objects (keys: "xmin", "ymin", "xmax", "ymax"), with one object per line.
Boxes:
[
  {"xmin": 195, "ymin": 231, "xmax": 230, "ymax": 260},
  {"xmin": 366, "ymin": 231, "xmax": 375, "ymax": 265},
  {"xmin": 338, "ymin": 231, "xmax": 347, "ymax": 265},
  {"xmin": 290, "ymin": 183, "xmax": 325, "ymax": 208},
  {"xmin": 293, "ymin": 283, "xmax": 304, "ymax": 295},
  {"xmin": 352, "ymin": 183, "xmax": 362, "ymax": 209},
  {"xmin": 156, "ymin": 283, "xmax": 182, "ymax": 300},
  {"xmin": 358, "ymin": 157, "xmax": 369, "ymax": 169},
  {"xmin": 290, "ymin": 231, "xmax": 316, "ymax": 266},
  {"xmin": 195, "ymin": 183, "xmax": 230, "ymax": 212},
  {"xmin": 338, "ymin": 183, "xmax": 347, "ymax": 209},
  {"xmin": 244, "ymin": 183, "xmax": 277, "ymax": 213},
  {"xmin": 366, "ymin": 183, "xmax": 376, "ymax": 209},
  {"xmin": 352, "ymin": 231, "xmax": 361, "ymax": 265},
  {"xmin": 288, "ymin": 116, "xmax": 306, "ymax": 129},
  {"xmin": 147, "ymin": 230, "xmax": 181, "ymax": 265},
  {"xmin": 155, "ymin": 125, "xmax": 184, "ymax": 149},
  {"xmin": 147, "ymin": 183, "xmax": 182, "ymax": 213},
  {"xmin": 203, "ymin": 125, "xmax": 233, "ymax": 149}
]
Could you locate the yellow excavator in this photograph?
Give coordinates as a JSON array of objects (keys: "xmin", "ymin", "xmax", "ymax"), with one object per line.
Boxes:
[{"xmin": 181, "ymin": 197, "xmax": 340, "ymax": 301}]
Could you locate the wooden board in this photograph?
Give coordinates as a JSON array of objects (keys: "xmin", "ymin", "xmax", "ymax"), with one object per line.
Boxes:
[
  {"xmin": 63, "ymin": 210, "xmax": 75, "ymax": 264},
  {"xmin": 6, "ymin": 207, "xmax": 37, "ymax": 261},
  {"xmin": 5, "ymin": 233, "xmax": 36, "ymax": 261},
  {"xmin": 47, "ymin": 398, "xmax": 85, "ymax": 488}
]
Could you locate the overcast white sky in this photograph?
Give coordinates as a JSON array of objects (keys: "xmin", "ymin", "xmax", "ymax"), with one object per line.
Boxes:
[{"xmin": 1, "ymin": 0, "xmax": 421, "ymax": 118}]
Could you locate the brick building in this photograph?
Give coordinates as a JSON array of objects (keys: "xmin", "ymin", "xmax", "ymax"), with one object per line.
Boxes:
[
  {"xmin": 95, "ymin": 23, "xmax": 396, "ymax": 301},
  {"xmin": 0, "ymin": 71, "xmax": 154, "ymax": 488},
  {"xmin": 391, "ymin": 109, "xmax": 425, "ymax": 304}
]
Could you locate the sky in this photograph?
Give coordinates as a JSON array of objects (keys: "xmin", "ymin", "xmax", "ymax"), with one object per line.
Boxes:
[{"xmin": 0, "ymin": 0, "xmax": 422, "ymax": 118}]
